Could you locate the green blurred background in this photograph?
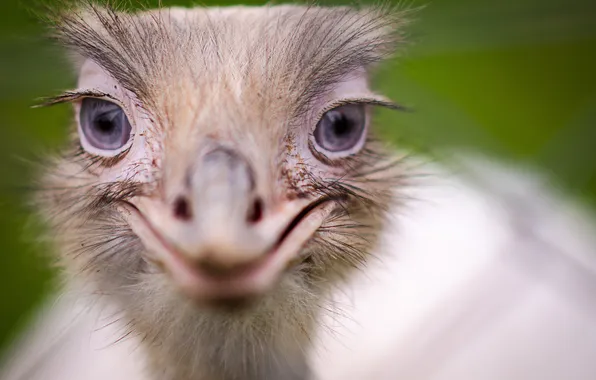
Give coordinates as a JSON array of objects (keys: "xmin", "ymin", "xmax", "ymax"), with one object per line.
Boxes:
[{"xmin": 0, "ymin": 0, "xmax": 595, "ymax": 358}]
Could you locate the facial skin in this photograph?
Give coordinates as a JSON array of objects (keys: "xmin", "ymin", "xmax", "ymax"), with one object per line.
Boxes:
[{"xmin": 37, "ymin": 4, "xmax": 410, "ymax": 379}]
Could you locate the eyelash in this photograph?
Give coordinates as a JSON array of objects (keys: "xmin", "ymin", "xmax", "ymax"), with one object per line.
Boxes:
[
  {"xmin": 36, "ymin": 90, "xmax": 116, "ymax": 108},
  {"xmin": 314, "ymin": 98, "xmax": 402, "ymax": 122}
]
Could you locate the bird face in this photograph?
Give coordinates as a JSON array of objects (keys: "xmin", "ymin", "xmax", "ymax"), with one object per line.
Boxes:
[{"xmin": 39, "ymin": 5, "xmax": 408, "ymax": 309}]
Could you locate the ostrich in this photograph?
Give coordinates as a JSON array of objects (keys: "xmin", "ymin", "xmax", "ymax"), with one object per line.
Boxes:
[{"xmin": 2, "ymin": 2, "xmax": 596, "ymax": 380}]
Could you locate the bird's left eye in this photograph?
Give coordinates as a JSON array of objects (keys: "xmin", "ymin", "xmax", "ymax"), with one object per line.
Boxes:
[
  {"xmin": 79, "ymin": 98, "xmax": 132, "ymax": 152},
  {"xmin": 313, "ymin": 104, "xmax": 366, "ymax": 154}
]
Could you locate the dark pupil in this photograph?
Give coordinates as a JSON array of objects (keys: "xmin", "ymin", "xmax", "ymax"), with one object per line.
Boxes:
[
  {"xmin": 96, "ymin": 114, "xmax": 116, "ymax": 134},
  {"xmin": 92, "ymin": 109, "xmax": 122, "ymax": 143},
  {"xmin": 329, "ymin": 111, "xmax": 352, "ymax": 137}
]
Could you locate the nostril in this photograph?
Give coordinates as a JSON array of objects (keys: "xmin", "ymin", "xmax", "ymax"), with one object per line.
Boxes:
[
  {"xmin": 173, "ymin": 196, "xmax": 192, "ymax": 221},
  {"xmin": 247, "ymin": 197, "xmax": 263, "ymax": 224}
]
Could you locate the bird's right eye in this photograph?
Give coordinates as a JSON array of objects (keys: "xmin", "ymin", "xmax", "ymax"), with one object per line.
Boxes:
[{"xmin": 79, "ymin": 98, "xmax": 132, "ymax": 152}]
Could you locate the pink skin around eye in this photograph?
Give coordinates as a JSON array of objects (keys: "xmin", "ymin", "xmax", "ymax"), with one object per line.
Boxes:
[{"xmin": 75, "ymin": 59, "xmax": 154, "ymax": 185}]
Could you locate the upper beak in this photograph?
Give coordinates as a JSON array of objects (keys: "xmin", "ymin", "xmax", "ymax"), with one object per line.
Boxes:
[{"xmin": 117, "ymin": 146, "xmax": 335, "ymax": 301}]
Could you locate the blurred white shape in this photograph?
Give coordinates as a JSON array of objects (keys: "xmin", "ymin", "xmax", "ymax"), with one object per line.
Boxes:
[
  {"xmin": 0, "ymin": 290, "xmax": 146, "ymax": 380},
  {"xmin": 311, "ymin": 155, "xmax": 596, "ymax": 380}
]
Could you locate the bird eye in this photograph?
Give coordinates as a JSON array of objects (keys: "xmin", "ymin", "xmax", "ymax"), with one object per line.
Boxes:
[
  {"xmin": 79, "ymin": 98, "xmax": 132, "ymax": 152},
  {"xmin": 313, "ymin": 104, "xmax": 366, "ymax": 154}
]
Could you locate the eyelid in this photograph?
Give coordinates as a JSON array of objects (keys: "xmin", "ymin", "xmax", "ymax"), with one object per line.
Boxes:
[
  {"xmin": 37, "ymin": 88, "xmax": 134, "ymax": 131},
  {"xmin": 34, "ymin": 89, "xmax": 122, "ymax": 108},
  {"xmin": 315, "ymin": 96, "xmax": 406, "ymax": 123}
]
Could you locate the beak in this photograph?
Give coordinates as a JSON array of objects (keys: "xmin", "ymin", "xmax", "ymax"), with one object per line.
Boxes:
[{"xmin": 118, "ymin": 147, "xmax": 335, "ymax": 302}]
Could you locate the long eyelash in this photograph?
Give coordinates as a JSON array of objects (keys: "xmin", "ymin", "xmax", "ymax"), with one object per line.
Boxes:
[
  {"xmin": 34, "ymin": 90, "xmax": 116, "ymax": 107},
  {"xmin": 316, "ymin": 98, "xmax": 409, "ymax": 121}
]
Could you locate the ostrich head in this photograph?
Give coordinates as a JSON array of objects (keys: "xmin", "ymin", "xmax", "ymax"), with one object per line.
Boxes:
[{"xmin": 37, "ymin": 3, "xmax": 409, "ymax": 379}]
